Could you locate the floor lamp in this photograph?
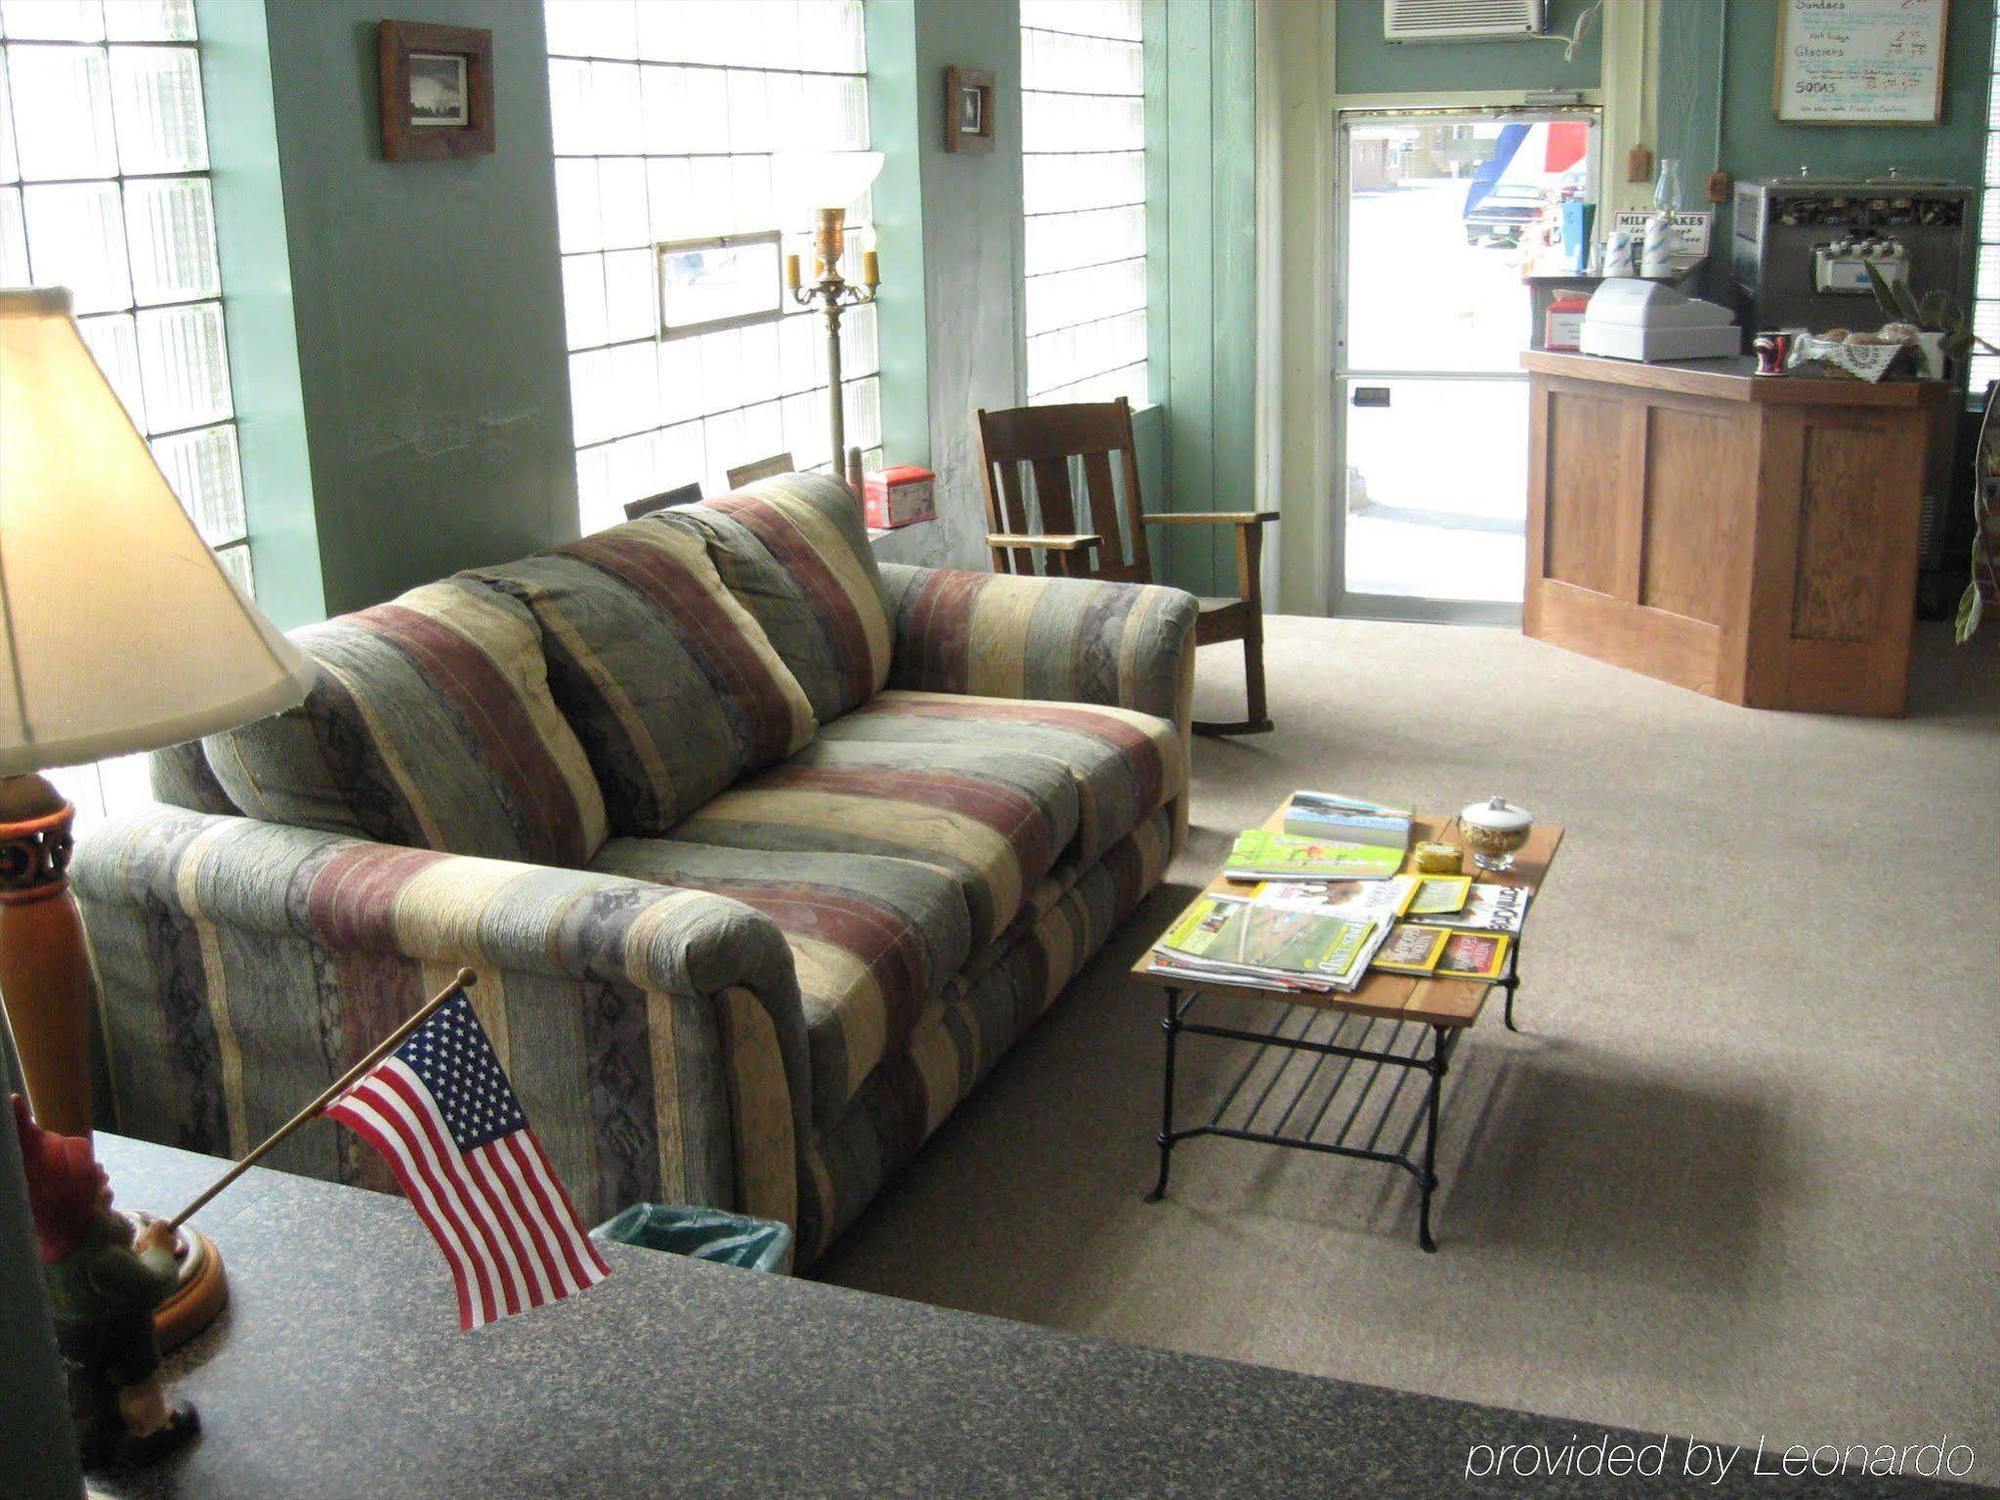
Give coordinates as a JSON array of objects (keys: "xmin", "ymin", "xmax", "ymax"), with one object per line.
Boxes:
[
  {"xmin": 778, "ymin": 151, "xmax": 883, "ymax": 493},
  {"xmin": 0, "ymin": 287, "xmax": 315, "ymax": 1344}
]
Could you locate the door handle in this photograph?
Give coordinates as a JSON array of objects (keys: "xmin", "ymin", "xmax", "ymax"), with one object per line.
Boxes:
[{"xmin": 1353, "ymin": 387, "xmax": 1391, "ymax": 408}]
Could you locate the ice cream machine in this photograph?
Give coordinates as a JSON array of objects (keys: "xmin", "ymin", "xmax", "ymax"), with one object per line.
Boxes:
[
  {"xmin": 1732, "ymin": 177, "xmax": 1977, "ymax": 602},
  {"xmin": 1731, "ymin": 177, "xmax": 1974, "ymax": 339}
]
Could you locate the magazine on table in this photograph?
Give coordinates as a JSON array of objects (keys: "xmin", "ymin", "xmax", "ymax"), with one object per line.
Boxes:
[
  {"xmin": 1371, "ymin": 923, "xmax": 1451, "ymax": 975},
  {"xmin": 1434, "ymin": 930, "xmax": 1512, "ymax": 981},
  {"xmin": 1256, "ymin": 875, "xmax": 1418, "ymax": 923},
  {"xmin": 1425, "ymin": 882, "xmax": 1532, "ymax": 934},
  {"xmin": 1406, "ymin": 875, "xmax": 1472, "ymax": 916},
  {"xmin": 1282, "ymin": 791, "xmax": 1413, "ymax": 853},
  {"xmin": 1223, "ymin": 829, "xmax": 1405, "ymax": 883},
  {"xmin": 1153, "ymin": 892, "xmax": 1390, "ymax": 992}
]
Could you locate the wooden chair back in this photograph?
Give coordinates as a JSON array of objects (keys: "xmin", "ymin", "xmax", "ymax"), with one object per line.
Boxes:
[
  {"xmin": 623, "ymin": 480, "xmax": 703, "ymax": 521},
  {"xmin": 726, "ymin": 451, "xmax": 795, "ymax": 489},
  {"xmin": 975, "ymin": 397, "xmax": 1151, "ymax": 583}
]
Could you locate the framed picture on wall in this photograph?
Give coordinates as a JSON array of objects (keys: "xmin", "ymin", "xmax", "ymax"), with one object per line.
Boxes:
[
  {"xmin": 1774, "ymin": 0, "xmax": 1948, "ymax": 125},
  {"xmin": 379, "ymin": 20, "xmax": 496, "ymax": 160},
  {"xmin": 944, "ymin": 66, "xmax": 995, "ymax": 155}
]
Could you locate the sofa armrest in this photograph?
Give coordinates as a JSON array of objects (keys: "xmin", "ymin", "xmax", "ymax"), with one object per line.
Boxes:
[
  {"xmin": 71, "ymin": 809, "xmax": 808, "ymax": 1230},
  {"xmin": 877, "ymin": 563, "xmax": 1198, "ymax": 732}
]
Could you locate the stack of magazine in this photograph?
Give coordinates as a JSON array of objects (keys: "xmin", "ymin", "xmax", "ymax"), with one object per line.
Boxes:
[
  {"xmin": 1155, "ymin": 832, "xmax": 1536, "ymax": 995},
  {"xmin": 1152, "ymin": 874, "xmax": 1429, "ymax": 993},
  {"xmin": 1225, "ymin": 791, "xmax": 1414, "ymax": 883},
  {"xmin": 1152, "ymin": 891, "xmax": 1391, "ymax": 993}
]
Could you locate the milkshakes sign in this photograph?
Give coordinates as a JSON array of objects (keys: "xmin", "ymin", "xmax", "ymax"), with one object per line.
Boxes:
[{"xmin": 1463, "ymin": 1431, "xmax": 1976, "ymax": 1485}]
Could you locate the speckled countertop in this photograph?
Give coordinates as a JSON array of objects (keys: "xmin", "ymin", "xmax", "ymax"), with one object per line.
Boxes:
[{"xmin": 78, "ymin": 1137, "xmax": 1979, "ymax": 1500}]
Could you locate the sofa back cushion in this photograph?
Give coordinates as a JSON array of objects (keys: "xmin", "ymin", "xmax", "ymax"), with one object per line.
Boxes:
[
  {"xmin": 201, "ymin": 578, "xmax": 609, "ymax": 866},
  {"xmin": 663, "ymin": 473, "xmax": 892, "ymax": 723},
  {"xmin": 150, "ymin": 738, "xmax": 241, "ymax": 816},
  {"xmin": 475, "ymin": 520, "xmax": 816, "ymax": 836}
]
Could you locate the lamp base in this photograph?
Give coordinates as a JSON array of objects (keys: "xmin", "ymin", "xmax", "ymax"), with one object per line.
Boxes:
[{"xmin": 125, "ymin": 1211, "xmax": 228, "ymax": 1352}]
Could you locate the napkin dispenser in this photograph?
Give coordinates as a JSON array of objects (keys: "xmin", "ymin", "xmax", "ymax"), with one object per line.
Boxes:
[{"xmin": 1578, "ymin": 278, "xmax": 1741, "ymax": 362}]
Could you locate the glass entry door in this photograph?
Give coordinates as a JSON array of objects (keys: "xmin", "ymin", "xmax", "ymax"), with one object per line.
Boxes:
[{"xmin": 1334, "ymin": 110, "xmax": 1597, "ymax": 620}]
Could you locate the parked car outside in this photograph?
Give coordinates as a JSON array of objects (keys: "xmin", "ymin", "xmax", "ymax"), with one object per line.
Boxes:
[{"xmin": 1462, "ymin": 182, "xmax": 1548, "ymax": 246}]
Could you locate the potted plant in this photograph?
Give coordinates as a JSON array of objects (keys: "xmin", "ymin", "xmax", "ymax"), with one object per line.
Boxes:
[{"xmin": 1866, "ymin": 265, "xmax": 1995, "ymax": 641}]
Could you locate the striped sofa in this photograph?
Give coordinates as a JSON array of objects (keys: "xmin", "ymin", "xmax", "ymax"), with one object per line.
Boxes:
[{"xmin": 73, "ymin": 475, "xmax": 1196, "ymax": 1264}]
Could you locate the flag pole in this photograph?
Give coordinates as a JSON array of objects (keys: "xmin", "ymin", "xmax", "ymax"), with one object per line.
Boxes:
[{"xmin": 164, "ymin": 968, "xmax": 478, "ymax": 1233}]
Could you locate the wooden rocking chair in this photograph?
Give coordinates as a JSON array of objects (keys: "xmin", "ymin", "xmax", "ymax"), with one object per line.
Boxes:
[{"xmin": 975, "ymin": 397, "xmax": 1277, "ymax": 735}]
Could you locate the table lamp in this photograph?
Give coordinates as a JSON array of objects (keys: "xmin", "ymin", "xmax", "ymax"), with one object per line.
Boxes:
[
  {"xmin": 0, "ymin": 285, "xmax": 314, "ymax": 1339},
  {"xmin": 776, "ymin": 151, "xmax": 883, "ymax": 493}
]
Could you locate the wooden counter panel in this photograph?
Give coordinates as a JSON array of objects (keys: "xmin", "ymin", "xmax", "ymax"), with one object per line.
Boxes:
[
  {"xmin": 1525, "ymin": 354, "xmax": 1935, "ymax": 716},
  {"xmin": 1793, "ymin": 423, "xmax": 1893, "ymax": 642},
  {"xmin": 1641, "ymin": 405, "xmax": 1750, "ymax": 626},
  {"xmin": 1544, "ymin": 390, "xmax": 1625, "ymax": 596},
  {"xmin": 1534, "ymin": 578, "xmax": 1721, "ymax": 697}
]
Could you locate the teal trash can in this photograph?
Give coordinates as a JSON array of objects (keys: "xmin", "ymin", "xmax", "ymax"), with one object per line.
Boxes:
[{"xmin": 592, "ymin": 1203, "xmax": 794, "ymax": 1275}]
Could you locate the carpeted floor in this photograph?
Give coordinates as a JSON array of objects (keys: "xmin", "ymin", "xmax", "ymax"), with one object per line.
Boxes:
[{"xmin": 815, "ymin": 614, "xmax": 2000, "ymax": 1486}]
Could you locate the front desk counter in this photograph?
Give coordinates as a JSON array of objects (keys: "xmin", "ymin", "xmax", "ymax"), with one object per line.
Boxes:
[{"xmin": 1522, "ymin": 351, "xmax": 1948, "ymax": 716}]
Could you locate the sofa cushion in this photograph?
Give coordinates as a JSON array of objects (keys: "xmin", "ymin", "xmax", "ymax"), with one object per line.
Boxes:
[
  {"xmin": 796, "ymin": 806, "xmax": 1173, "ymax": 1261},
  {"xmin": 816, "ymin": 690, "xmax": 1182, "ymax": 866},
  {"xmin": 661, "ymin": 473, "xmax": 891, "ymax": 723},
  {"xmin": 472, "ymin": 522, "xmax": 815, "ymax": 836},
  {"xmin": 588, "ymin": 839, "xmax": 972, "ymax": 1129},
  {"xmin": 669, "ymin": 740, "xmax": 1079, "ymax": 948},
  {"xmin": 201, "ymin": 579, "xmax": 608, "ymax": 866}
]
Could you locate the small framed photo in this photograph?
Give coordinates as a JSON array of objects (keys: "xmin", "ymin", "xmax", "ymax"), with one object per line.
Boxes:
[
  {"xmin": 943, "ymin": 66, "xmax": 995, "ymax": 155},
  {"xmin": 379, "ymin": 20, "xmax": 495, "ymax": 161},
  {"xmin": 407, "ymin": 53, "xmax": 468, "ymax": 127},
  {"xmin": 1435, "ymin": 932, "xmax": 1512, "ymax": 983}
]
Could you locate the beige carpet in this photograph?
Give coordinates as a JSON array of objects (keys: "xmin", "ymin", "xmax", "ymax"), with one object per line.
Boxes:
[{"xmin": 815, "ymin": 614, "xmax": 2000, "ymax": 1484}]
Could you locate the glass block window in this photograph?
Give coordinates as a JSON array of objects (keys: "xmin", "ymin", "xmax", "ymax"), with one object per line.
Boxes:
[
  {"xmin": 544, "ymin": 0, "xmax": 881, "ymax": 532},
  {"xmin": 0, "ymin": 0, "xmax": 247, "ymax": 830},
  {"xmin": 1021, "ymin": 0, "xmax": 1146, "ymax": 404},
  {"xmin": 1973, "ymin": 23, "xmax": 2000, "ymax": 398}
]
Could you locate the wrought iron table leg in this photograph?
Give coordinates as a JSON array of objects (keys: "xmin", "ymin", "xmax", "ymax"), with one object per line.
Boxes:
[
  {"xmin": 1145, "ymin": 988, "xmax": 1181, "ymax": 1202},
  {"xmin": 1418, "ymin": 1024, "xmax": 1446, "ymax": 1252},
  {"xmin": 1501, "ymin": 975, "xmax": 1519, "ymax": 1032}
]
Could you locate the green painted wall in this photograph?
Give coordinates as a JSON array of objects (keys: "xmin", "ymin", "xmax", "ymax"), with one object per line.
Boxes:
[
  {"xmin": 871, "ymin": 0, "xmax": 1027, "ymax": 573},
  {"xmin": 255, "ymin": 0, "xmax": 578, "ymax": 614},
  {"xmin": 194, "ymin": 0, "xmax": 1238, "ymax": 603},
  {"xmin": 1148, "ymin": 0, "xmax": 1258, "ymax": 599},
  {"xmin": 1334, "ymin": 0, "xmax": 1603, "ymax": 96},
  {"xmin": 1657, "ymin": 0, "xmax": 1991, "ymax": 297},
  {"xmin": 866, "ymin": 0, "xmax": 933, "ymax": 488},
  {"xmin": 1655, "ymin": 0, "xmax": 1725, "ymax": 216},
  {"xmin": 193, "ymin": 0, "xmax": 323, "ymax": 628},
  {"xmin": 1718, "ymin": 0, "xmax": 1992, "ymax": 187}
]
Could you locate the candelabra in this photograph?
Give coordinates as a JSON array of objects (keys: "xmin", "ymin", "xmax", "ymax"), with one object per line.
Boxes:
[
  {"xmin": 786, "ymin": 212, "xmax": 878, "ymax": 493},
  {"xmin": 777, "ymin": 151, "xmax": 884, "ymax": 493}
]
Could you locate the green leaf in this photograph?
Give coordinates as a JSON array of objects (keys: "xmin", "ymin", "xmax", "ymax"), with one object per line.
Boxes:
[
  {"xmin": 1864, "ymin": 260, "xmax": 1898, "ymax": 316},
  {"xmin": 1955, "ymin": 581, "xmax": 1984, "ymax": 643},
  {"xmin": 1893, "ymin": 276, "xmax": 1924, "ymax": 324}
]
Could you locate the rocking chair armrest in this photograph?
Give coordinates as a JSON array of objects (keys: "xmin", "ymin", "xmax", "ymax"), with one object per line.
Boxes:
[
  {"xmin": 1140, "ymin": 511, "xmax": 1278, "ymax": 528},
  {"xmin": 986, "ymin": 531, "xmax": 1103, "ymax": 551}
]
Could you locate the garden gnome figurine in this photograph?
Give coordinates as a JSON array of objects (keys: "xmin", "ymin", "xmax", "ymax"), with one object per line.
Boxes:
[{"xmin": 12, "ymin": 1095, "xmax": 200, "ymax": 1467}]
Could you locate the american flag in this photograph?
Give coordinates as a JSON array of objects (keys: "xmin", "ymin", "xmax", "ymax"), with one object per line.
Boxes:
[{"xmin": 325, "ymin": 992, "xmax": 610, "ymax": 1330}]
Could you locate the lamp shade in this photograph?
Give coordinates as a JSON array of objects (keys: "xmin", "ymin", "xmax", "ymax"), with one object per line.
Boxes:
[
  {"xmin": 772, "ymin": 150, "xmax": 884, "ymax": 222},
  {"xmin": 0, "ymin": 287, "xmax": 312, "ymax": 776}
]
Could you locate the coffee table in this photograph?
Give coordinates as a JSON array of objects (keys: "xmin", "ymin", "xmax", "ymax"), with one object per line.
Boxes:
[{"xmin": 1131, "ymin": 803, "xmax": 1562, "ymax": 1251}]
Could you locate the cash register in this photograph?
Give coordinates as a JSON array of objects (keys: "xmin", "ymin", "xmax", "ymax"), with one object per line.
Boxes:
[{"xmin": 1577, "ymin": 278, "xmax": 1740, "ymax": 362}]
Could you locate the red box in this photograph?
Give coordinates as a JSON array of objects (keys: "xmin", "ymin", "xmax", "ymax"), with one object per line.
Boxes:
[{"xmin": 863, "ymin": 465, "xmax": 935, "ymax": 529}]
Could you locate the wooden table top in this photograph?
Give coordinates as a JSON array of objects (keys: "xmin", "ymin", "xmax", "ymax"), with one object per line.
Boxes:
[{"xmin": 1131, "ymin": 803, "xmax": 1564, "ymax": 1029}]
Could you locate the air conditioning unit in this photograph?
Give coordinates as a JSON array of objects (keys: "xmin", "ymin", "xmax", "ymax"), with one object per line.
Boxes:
[{"xmin": 1385, "ymin": 0, "xmax": 1547, "ymax": 42}]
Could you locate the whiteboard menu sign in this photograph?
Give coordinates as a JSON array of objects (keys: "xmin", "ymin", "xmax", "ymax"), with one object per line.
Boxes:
[{"xmin": 1776, "ymin": 0, "xmax": 1948, "ymax": 124}]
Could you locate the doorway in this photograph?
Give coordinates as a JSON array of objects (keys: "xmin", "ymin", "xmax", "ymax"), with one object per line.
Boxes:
[{"xmin": 1333, "ymin": 110, "xmax": 1598, "ymax": 621}]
